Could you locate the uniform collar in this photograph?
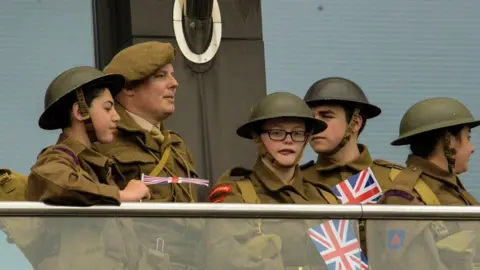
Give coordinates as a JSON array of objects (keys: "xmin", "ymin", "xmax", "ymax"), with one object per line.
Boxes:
[
  {"xmin": 125, "ymin": 109, "xmax": 161, "ymax": 132},
  {"xmin": 315, "ymin": 144, "xmax": 372, "ymax": 172},
  {"xmin": 251, "ymin": 158, "xmax": 307, "ymax": 197},
  {"xmin": 406, "ymin": 154, "xmax": 458, "ymax": 186},
  {"xmin": 57, "ymin": 134, "xmax": 110, "ymax": 168},
  {"xmin": 115, "ymin": 103, "xmax": 161, "ymax": 133},
  {"xmin": 114, "ymin": 104, "xmax": 165, "ymax": 151}
]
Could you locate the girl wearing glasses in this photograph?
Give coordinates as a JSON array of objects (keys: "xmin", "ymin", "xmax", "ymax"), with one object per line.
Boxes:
[
  {"xmin": 208, "ymin": 91, "xmax": 335, "ymax": 204},
  {"xmin": 206, "ymin": 92, "xmax": 337, "ymax": 270}
]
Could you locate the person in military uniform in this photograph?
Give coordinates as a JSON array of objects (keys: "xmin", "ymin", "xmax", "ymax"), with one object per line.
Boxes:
[
  {"xmin": 206, "ymin": 92, "xmax": 336, "ymax": 270},
  {"xmin": 300, "ymin": 77, "xmax": 390, "ymax": 190},
  {"xmin": 379, "ymin": 97, "xmax": 478, "ymax": 206},
  {"xmin": 300, "ymin": 77, "xmax": 393, "ymax": 257},
  {"xmin": 22, "ymin": 66, "xmax": 169, "ymax": 269},
  {"xmin": 369, "ymin": 97, "xmax": 480, "ymax": 270},
  {"xmin": 28, "ymin": 66, "xmax": 150, "ymax": 204},
  {"xmin": 98, "ymin": 41, "xmax": 198, "ymax": 201},
  {"xmin": 98, "ymin": 41, "xmax": 204, "ymax": 270}
]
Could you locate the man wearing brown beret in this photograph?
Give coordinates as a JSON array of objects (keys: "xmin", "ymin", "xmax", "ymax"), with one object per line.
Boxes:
[{"xmin": 97, "ymin": 41, "xmax": 204, "ymax": 269}]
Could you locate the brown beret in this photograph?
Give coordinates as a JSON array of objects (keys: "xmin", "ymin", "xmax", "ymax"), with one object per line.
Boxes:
[{"xmin": 103, "ymin": 41, "xmax": 175, "ymax": 82}]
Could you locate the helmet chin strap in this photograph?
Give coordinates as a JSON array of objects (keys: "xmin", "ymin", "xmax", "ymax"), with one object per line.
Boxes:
[
  {"xmin": 443, "ymin": 132, "xmax": 456, "ymax": 174},
  {"xmin": 252, "ymin": 134, "xmax": 307, "ymax": 169},
  {"xmin": 75, "ymin": 88, "xmax": 98, "ymax": 143},
  {"xmin": 324, "ymin": 108, "xmax": 361, "ymax": 156}
]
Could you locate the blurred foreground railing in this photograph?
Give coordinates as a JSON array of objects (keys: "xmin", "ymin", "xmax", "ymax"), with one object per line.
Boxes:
[{"xmin": 0, "ymin": 202, "xmax": 479, "ymax": 220}]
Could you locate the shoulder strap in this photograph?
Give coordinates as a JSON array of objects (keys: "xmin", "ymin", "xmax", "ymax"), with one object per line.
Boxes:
[
  {"xmin": 53, "ymin": 146, "xmax": 80, "ymax": 165},
  {"xmin": 149, "ymin": 146, "xmax": 171, "ymax": 177},
  {"xmin": 389, "ymin": 168, "xmax": 441, "ymax": 205},
  {"xmin": 374, "ymin": 159, "xmax": 405, "ymax": 170},
  {"xmin": 236, "ymin": 180, "xmax": 261, "ymax": 204},
  {"xmin": 414, "ymin": 180, "xmax": 441, "ymax": 206},
  {"xmin": 388, "ymin": 168, "xmax": 401, "ymax": 181}
]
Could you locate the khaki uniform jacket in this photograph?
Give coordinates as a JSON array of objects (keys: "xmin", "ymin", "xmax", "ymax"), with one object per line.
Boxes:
[
  {"xmin": 379, "ymin": 155, "xmax": 477, "ymax": 206},
  {"xmin": 95, "ymin": 104, "xmax": 198, "ymax": 202},
  {"xmin": 27, "ymin": 134, "xmax": 121, "ymax": 205},
  {"xmin": 371, "ymin": 155, "xmax": 479, "ymax": 270},
  {"xmin": 94, "ymin": 105, "xmax": 204, "ymax": 269},
  {"xmin": 205, "ymin": 158, "xmax": 338, "ymax": 270},
  {"xmin": 24, "ymin": 135, "xmax": 169, "ymax": 269},
  {"xmin": 300, "ymin": 144, "xmax": 394, "ymax": 258}
]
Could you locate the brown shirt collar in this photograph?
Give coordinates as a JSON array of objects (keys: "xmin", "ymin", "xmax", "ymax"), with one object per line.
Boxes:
[
  {"xmin": 406, "ymin": 155, "xmax": 458, "ymax": 187},
  {"xmin": 251, "ymin": 158, "xmax": 307, "ymax": 197},
  {"xmin": 125, "ymin": 110, "xmax": 161, "ymax": 132},
  {"xmin": 114, "ymin": 104, "xmax": 181, "ymax": 144},
  {"xmin": 115, "ymin": 103, "xmax": 150, "ymax": 134},
  {"xmin": 316, "ymin": 144, "xmax": 372, "ymax": 172}
]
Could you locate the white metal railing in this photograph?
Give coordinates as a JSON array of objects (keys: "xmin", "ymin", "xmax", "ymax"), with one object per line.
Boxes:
[{"xmin": 0, "ymin": 202, "xmax": 479, "ymax": 220}]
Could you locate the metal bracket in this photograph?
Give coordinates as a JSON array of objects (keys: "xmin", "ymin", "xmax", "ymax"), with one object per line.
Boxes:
[{"xmin": 173, "ymin": 0, "xmax": 222, "ymax": 64}]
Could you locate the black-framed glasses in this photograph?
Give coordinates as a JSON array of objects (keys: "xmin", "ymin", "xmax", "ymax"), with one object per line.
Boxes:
[{"xmin": 262, "ymin": 129, "xmax": 308, "ymax": 142}]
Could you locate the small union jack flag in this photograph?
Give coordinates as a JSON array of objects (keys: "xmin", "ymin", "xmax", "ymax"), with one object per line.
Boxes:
[
  {"xmin": 309, "ymin": 220, "xmax": 369, "ymax": 270},
  {"xmin": 141, "ymin": 174, "xmax": 210, "ymax": 187},
  {"xmin": 332, "ymin": 167, "xmax": 382, "ymax": 205}
]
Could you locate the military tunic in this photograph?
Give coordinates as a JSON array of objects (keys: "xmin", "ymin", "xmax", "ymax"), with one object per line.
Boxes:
[
  {"xmin": 95, "ymin": 104, "xmax": 198, "ymax": 202},
  {"xmin": 370, "ymin": 155, "xmax": 479, "ymax": 270},
  {"xmin": 24, "ymin": 134, "xmax": 170, "ymax": 269},
  {"xmin": 95, "ymin": 104, "xmax": 204, "ymax": 269},
  {"xmin": 300, "ymin": 144, "xmax": 393, "ymax": 258},
  {"xmin": 206, "ymin": 158, "xmax": 338, "ymax": 270},
  {"xmin": 27, "ymin": 135, "xmax": 122, "ymax": 205},
  {"xmin": 379, "ymin": 155, "xmax": 477, "ymax": 206}
]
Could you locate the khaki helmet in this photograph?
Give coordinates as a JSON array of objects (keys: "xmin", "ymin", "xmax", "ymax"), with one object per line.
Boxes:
[
  {"xmin": 391, "ymin": 97, "xmax": 480, "ymax": 146},
  {"xmin": 236, "ymin": 92, "xmax": 327, "ymax": 139},
  {"xmin": 39, "ymin": 66, "xmax": 125, "ymax": 130},
  {"xmin": 303, "ymin": 77, "xmax": 381, "ymax": 119}
]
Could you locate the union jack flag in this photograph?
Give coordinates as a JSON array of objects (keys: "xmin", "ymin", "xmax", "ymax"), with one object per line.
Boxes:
[
  {"xmin": 309, "ymin": 220, "xmax": 369, "ymax": 270},
  {"xmin": 141, "ymin": 174, "xmax": 210, "ymax": 187},
  {"xmin": 332, "ymin": 167, "xmax": 382, "ymax": 204}
]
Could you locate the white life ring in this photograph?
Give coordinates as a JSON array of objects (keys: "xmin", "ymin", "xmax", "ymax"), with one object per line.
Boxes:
[{"xmin": 173, "ymin": 0, "xmax": 222, "ymax": 64}]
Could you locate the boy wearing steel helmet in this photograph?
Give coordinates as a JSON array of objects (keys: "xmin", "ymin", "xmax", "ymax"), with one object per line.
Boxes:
[
  {"xmin": 300, "ymin": 77, "xmax": 394, "ymax": 257},
  {"xmin": 28, "ymin": 66, "xmax": 150, "ymax": 204},
  {"xmin": 22, "ymin": 66, "xmax": 169, "ymax": 269}
]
